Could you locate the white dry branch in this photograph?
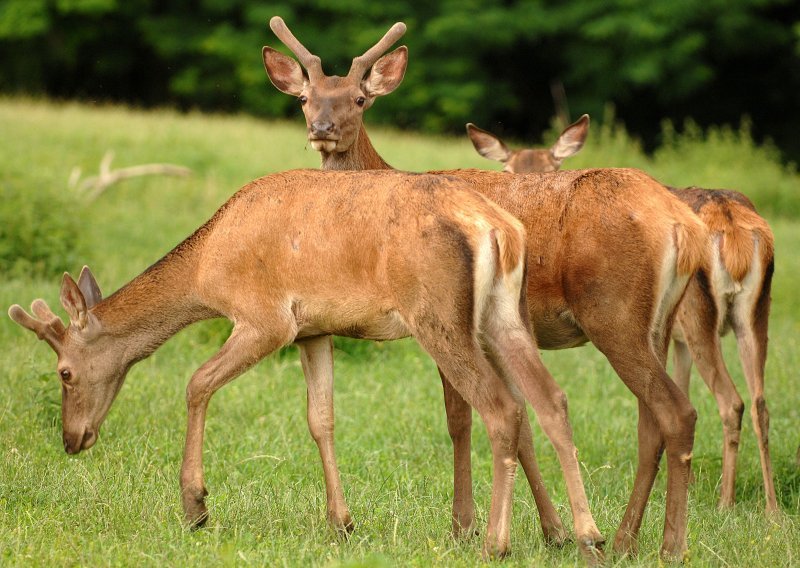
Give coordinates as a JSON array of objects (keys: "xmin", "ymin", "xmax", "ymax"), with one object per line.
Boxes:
[{"xmin": 68, "ymin": 151, "xmax": 192, "ymax": 201}]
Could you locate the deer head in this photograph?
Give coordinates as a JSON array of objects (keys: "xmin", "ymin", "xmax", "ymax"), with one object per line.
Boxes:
[
  {"xmin": 263, "ymin": 16, "xmax": 407, "ymax": 155},
  {"xmin": 466, "ymin": 114, "xmax": 590, "ymax": 173},
  {"xmin": 9, "ymin": 266, "xmax": 126, "ymax": 454}
]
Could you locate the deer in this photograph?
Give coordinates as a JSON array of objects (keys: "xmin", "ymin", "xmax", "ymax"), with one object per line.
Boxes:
[
  {"xmin": 9, "ymin": 168, "xmax": 601, "ymax": 560},
  {"xmin": 466, "ymin": 115, "xmax": 590, "ymax": 174},
  {"xmin": 263, "ymin": 16, "xmax": 709, "ymax": 561},
  {"xmin": 468, "ymin": 120, "xmax": 778, "ymax": 515}
]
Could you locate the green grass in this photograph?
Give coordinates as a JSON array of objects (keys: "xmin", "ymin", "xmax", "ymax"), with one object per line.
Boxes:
[{"xmin": 1, "ymin": 98, "xmax": 798, "ymax": 566}]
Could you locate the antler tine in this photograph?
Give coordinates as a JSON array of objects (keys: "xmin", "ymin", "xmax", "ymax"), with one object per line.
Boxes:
[
  {"xmin": 8, "ymin": 304, "xmax": 63, "ymax": 352},
  {"xmin": 348, "ymin": 22, "xmax": 407, "ymax": 79},
  {"xmin": 269, "ymin": 16, "xmax": 324, "ymax": 79},
  {"xmin": 31, "ymin": 299, "xmax": 67, "ymax": 335}
]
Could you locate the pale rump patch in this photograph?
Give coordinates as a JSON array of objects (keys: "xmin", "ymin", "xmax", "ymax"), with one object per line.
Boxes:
[
  {"xmin": 652, "ymin": 230, "xmax": 690, "ymax": 350},
  {"xmin": 473, "ymin": 230, "xmax": 497, "ymax": 334},
  {"xmin": 710, "ymin": 234, "xmax": 743, "ymax": 299},
  {"xmin": 729, "ymin": 236, "xmax": 763, "ymax": 334}
]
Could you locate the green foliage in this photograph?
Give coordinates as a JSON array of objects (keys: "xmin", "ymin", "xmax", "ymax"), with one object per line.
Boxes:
[
  {"xmin": 0, "ymin": 0, "xmax": 799, "ymax": 160},
  {"xmin": 651, "ymin": 119, "xmax": 800, "ymax": 218},
  {"xmin": 0, "ymin": 0, "xmax": 48, "ymax": 39},
  {"xmin": 0, "ymin": 181, "xmax": 81, "ymax": 278}
]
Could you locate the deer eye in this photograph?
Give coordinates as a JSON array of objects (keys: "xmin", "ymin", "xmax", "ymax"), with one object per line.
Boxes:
[
  {"xmin": 298, "ymin": 95, "xmax": 308, "ymax": 105},
  {"xmin": 59, "ymin": 369, "xmax": 72, "ymax": 382},
  {"xmin": 355, "ymin": 96, "xmax": 366, "ymax": 107}
]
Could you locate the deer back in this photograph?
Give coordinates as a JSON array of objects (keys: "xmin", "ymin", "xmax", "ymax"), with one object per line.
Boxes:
[
  {"xmin": 192, "ymin": 169, "xmax": 524, "ymax": 338},
  {"xmin": 429, "ymin": 168, "xmax": 708, "ymax": 347}
]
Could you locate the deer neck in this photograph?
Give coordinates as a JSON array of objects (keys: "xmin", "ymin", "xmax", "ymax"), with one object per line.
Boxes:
[
  {"xmin": 320, "ymin": 124, "xmax": 392, "ymax": 171},
  {"xmin": 91, "ymin": 248, "xmax": 216, "ymax": 365}
]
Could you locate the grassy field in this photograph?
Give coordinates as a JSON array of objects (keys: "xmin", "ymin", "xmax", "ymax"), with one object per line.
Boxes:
[{"xmin": 1, "ymin": 98, "xmax": 798, "ymax": 566}]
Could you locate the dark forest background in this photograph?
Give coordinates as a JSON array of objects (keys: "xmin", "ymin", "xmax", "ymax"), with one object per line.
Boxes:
[{"xmin": 2, "ymin": 0, "xmax": 799, "ymax": 161}]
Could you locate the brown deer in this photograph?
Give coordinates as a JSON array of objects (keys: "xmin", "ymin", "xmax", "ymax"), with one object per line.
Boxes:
[
  {"xmin": 467, "ymin": 115, "xmax": 590, "ymax": 174},
  {"xmin": 263, "ymin": 17, "xmax": 708, "ymax": 561},
  {"xmin": 9, "ymin": 169, "xmax": 598, "ymax": 559},
  {"xmin": 469, "ymin": 122, "xmax": 779, "ymax": 515}
]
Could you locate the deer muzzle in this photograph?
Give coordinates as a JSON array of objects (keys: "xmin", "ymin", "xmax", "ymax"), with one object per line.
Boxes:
[
  {"xmin": 309, "ymin": 120, "xmax": 339, "ymax": 152},
  {"xmin": 63, "ymin": 427, "xmax": 97, "ymax": 454}
]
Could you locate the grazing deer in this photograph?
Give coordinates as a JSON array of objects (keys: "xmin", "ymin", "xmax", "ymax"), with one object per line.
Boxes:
[
  {"xmin": 467, "ymin": 115, "xmax": 590, "ymax": 174},
  {"xmin": 9, "ymin": 169, "xmax": 599, "ymax": 559},
  {"xmin": 470, "ymin": 121, "xmax": 779, "ymax": 515},
  {"xmin": 263, "ymin": 17, "xmax": 709, "ymax": 561}
]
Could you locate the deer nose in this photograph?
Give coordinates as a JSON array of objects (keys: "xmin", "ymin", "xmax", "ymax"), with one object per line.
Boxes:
[
  {"xmin": 63, "ymin": 428, "xmax": 97, "ymax": 454},
  {"xmin": 63, "ymin": 430, "xmax": 83, "ymax": 454},
  {"xmin": 310, "ymin": 121, "xmax": 335, "ymax": 138}
]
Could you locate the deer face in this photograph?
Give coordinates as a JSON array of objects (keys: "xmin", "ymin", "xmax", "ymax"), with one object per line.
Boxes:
[
  {"xmin": 9, "ymin": 267, "xmax": 127, "ymax": 454},
  {"xmin": 263, "ymin": 17, "xmax": 407, "ymax": 155},
  {"xmin": 466, "ymin": 114, "xmax": 591, "ymax": 173},
  {"xmin": 294, "ymin": 76, "xmax": 372, "ymax": 154}
]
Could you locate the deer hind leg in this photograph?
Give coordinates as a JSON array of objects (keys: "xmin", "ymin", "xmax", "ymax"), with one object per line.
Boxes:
[
  {"xmin": 180, "ymin": 321, "xmax": 293, "ymax": 528},
  {"xmin": 440, "ymin": 370, "xmax": 567, "ymax": 545},
  {"xmin": 439, "ymin": 372, "xmax": 477, "ymax": 538},
  {"xmin": 676, "ymin": 290, "xmax": 745, "ymax": 509},
  {"xmin": 611, "ymin": 400, "xmax": 664, "ymax": 557},
  {"xmin": 417, "ymin": 329, "xmax": 522, "ymax": 559},
  {"xmin": 671, "ymin": 334, "xmax": 693, "ymax": 396},
  {"xmin": 516, "ymin": 410, "xmax": 570, "ymax": 546},
  {"xmin": 731, "ymin": 267, "xmax": 778, "ymax": 514},
  {"xmin": 298, "ymin": 335, "xmax": 353, "ymax": 534},
  {"xmin": 672, "ymin": 330, "xmax": 700, "ymax": 485},
  {"xmin": 594, "ymin": 339, "xmax": 696, "ymax": 562},
  {"xmin": 481, "ymin": 315, "xmax": 602, "ymax": 563}
]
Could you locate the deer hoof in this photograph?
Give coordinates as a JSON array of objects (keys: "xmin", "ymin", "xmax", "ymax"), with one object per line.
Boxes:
[
  {"xmin": 481, "ymin": 539, "xmax": 510, "ymax": 560},
  {"xmin": 452, "ymin": 516, "xmax": 479, "ymax": 540},
  {"xmin": 542, "ymin": 523, "xmax": 571, "ymax": 548},
  {"xmin": 330, "ymin": 512, "xmax": 354, "ymax": 537},
  {"xmin": 578, "ymin": 532, "xmax": 605, "ymax": 565},
  {"xmin": 182, "ymin": 487, "xmax": 209, "ymax": 529}
]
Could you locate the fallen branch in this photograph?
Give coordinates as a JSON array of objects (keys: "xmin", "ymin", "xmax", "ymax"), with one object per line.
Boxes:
[{"xmin": 69, "ymin": 151, "xmax": 192, "ymax": 201}]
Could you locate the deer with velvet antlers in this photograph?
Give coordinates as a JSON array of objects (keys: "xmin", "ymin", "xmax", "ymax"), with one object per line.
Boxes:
[
  {"xmin": 10, "ymin": 168, "xmax": 602, "ymax": 559},
  {"xmin": 263, "ymin": 16, "xmax": 709, "ymax": 561},
  {"xmin": 468, "ymin": 119, "xmax": 778, "ymax": 515}
]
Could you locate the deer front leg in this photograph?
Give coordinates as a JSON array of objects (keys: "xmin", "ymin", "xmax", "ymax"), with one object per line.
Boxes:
[
  {"xmin": 298, "ymin": 335, "xmax": 353, "ymax": 534},
  {"xmin": 181, "ymin": 324, "xmax": 288, "ymax": 528}
]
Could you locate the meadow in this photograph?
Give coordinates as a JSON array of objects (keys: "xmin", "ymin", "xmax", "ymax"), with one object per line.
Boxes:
[{"xmin": 1, "ymin": 98, "xmax": 798, "ymax": 566}]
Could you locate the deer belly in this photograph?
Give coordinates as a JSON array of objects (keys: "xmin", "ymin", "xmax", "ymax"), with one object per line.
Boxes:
[
  {"xmin": 294, "ymin": 300, "xmax": 410, "ymax": 341},
  {"xmin": 531, "ymin": 309, "xmax": 589, "ymax": 350}
]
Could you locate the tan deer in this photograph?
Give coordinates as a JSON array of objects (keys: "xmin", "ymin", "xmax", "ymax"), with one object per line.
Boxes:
[
  {"xmin": 467, "ymin": 115, "xmax": 590, "ymax": 173},
  {"xmin": 9, "ymin": 168, "xmax": 601, "ymax": 559},
  {"xmin": 263, "ymin": 17, "xmax": 709, "ymax": 561},
  {"xmin": 469, "ymin": 121, "xmax": 779, "ymax": 515}
]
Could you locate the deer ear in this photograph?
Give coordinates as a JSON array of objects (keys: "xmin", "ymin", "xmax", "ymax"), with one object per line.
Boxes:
[
  {"xmin": 60, "ymin": 273, "xmax": 88, "ymax": 329},
  {"xmin": 551, "ymin": 114, "xmax": 590, "ymax": 161},
  {"xmin": 363, "ymin": 46, "xmax": 407, "ymax": 97},
  {"xmin": 466, "ymin": 123, "xmax": 512, "ymax": 163},
  {"xmin": 263, "ymin": 46, "xmax": 306, "ymax": 96},
  {"xmin": 77, "ymin": 266, "xmax": 102, "ymax": 309}
]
